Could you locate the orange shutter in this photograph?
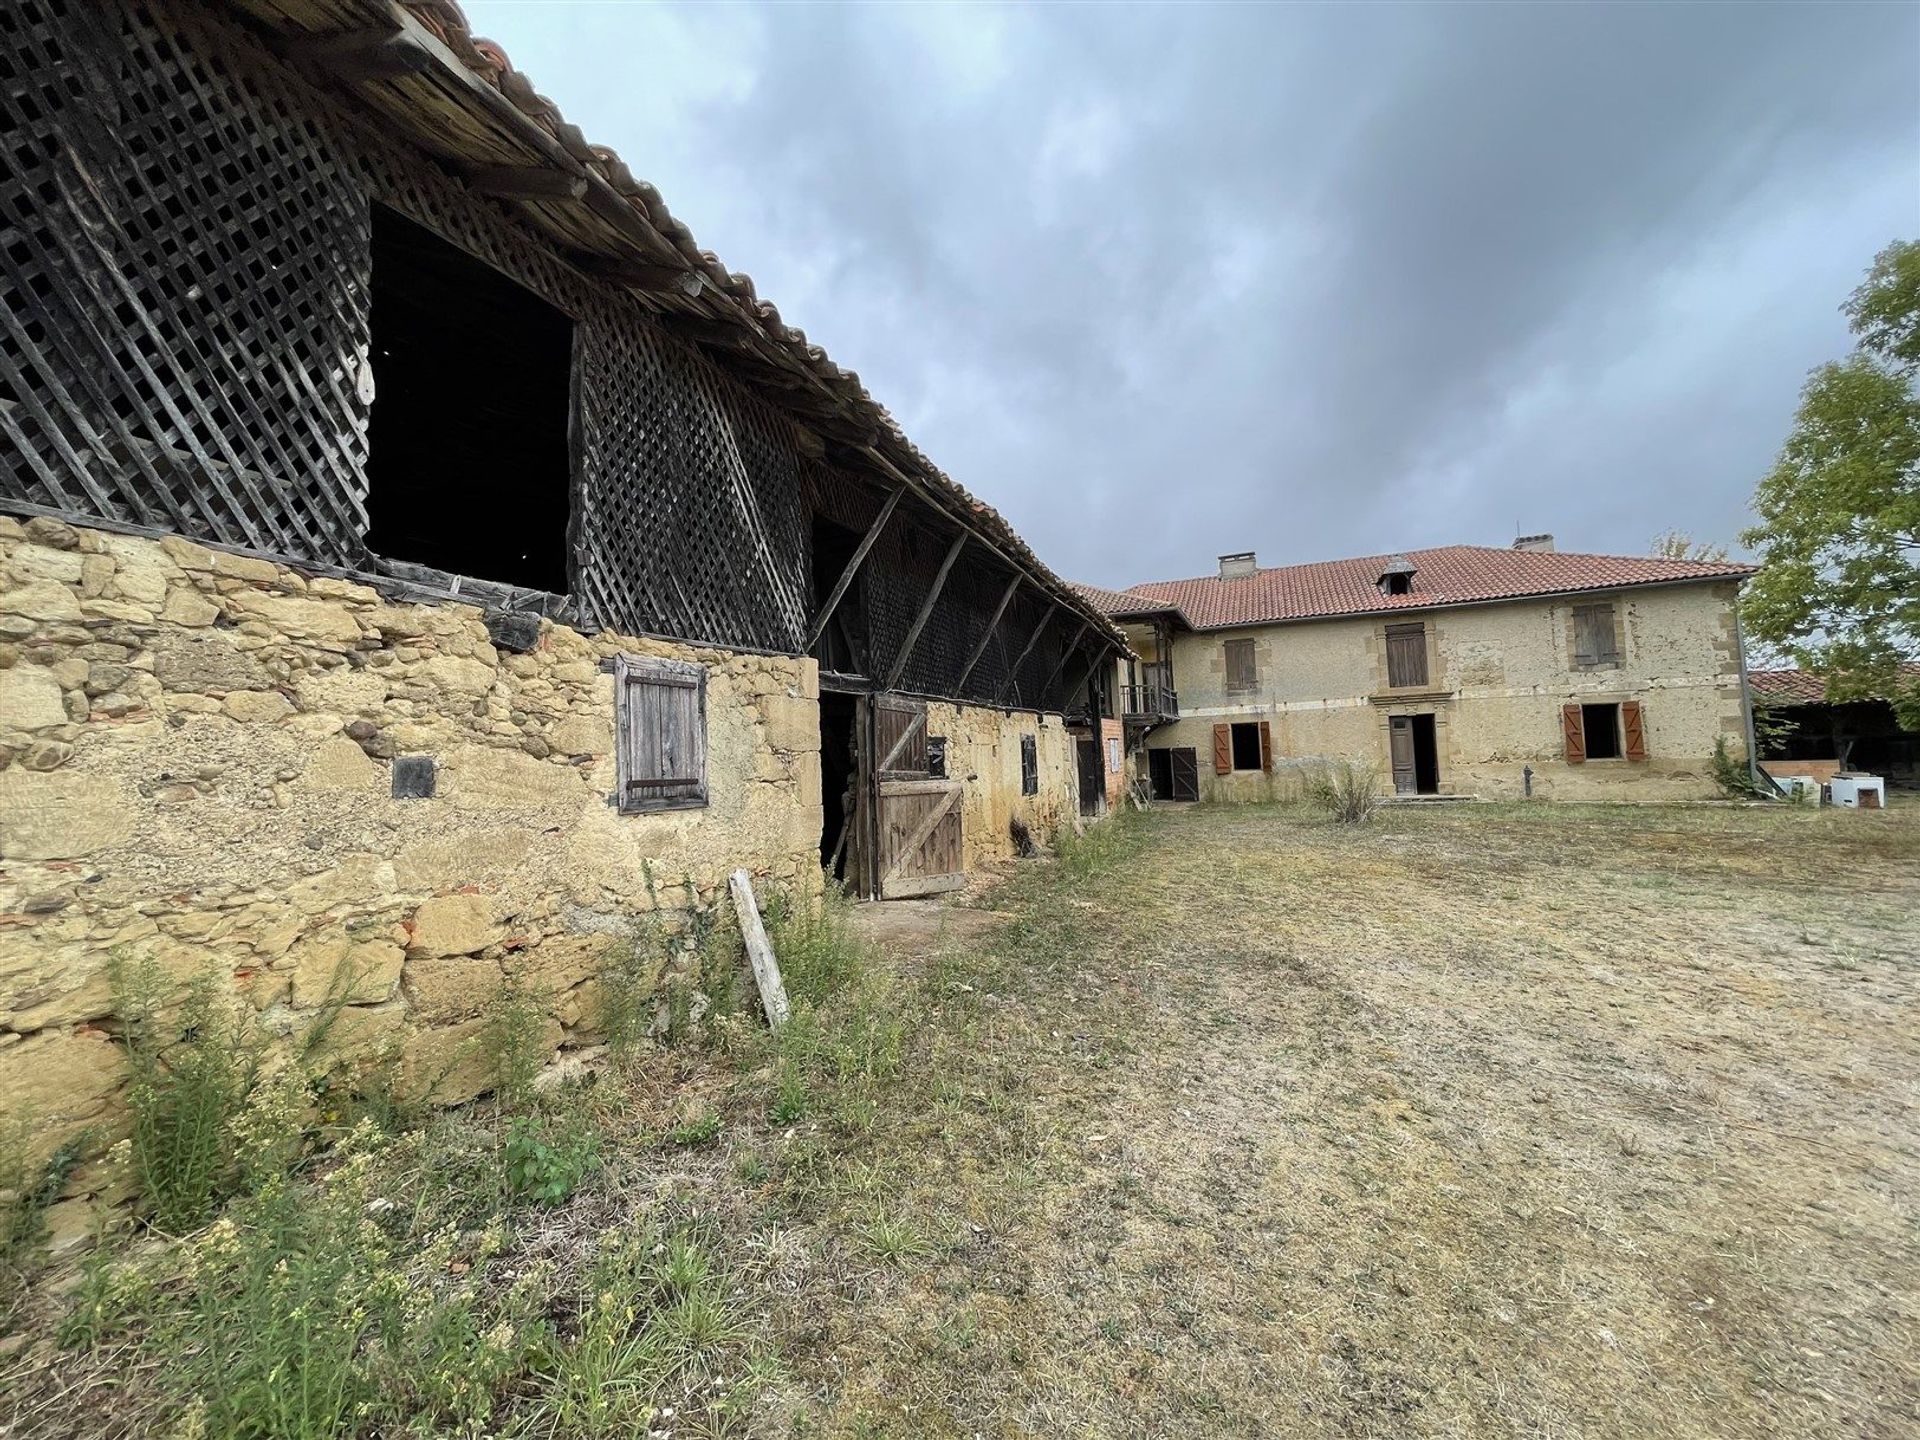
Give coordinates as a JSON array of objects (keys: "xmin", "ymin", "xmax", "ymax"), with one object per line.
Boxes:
[
  {"xmin": 1259, "ymin": 720, "xmax": 1274, "ymax": 772},
  {"xmin": 1562, "ymin": 703, "xmax": 1586, "ymax": 764},
  {"xmin": 1621, "ymin": 700, "xmax": 1647, "ymax": 761},
  {"xmin": 1212, "ymin": 724, "xmax": 1231, "ymax": 774}
]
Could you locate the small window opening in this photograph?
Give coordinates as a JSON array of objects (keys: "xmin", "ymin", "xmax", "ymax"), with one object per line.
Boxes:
[
  {"xmin": 927, "ymin": 735, "xmax": 948, "ymax": 780},
  {"xmin": 1582, "ymin": 702, "xmax": 1622, "ymax": 760},
  {"xmin": 1020, "ymin": 733, "xmax": 1038, "ymax": 795},
  {"xmin": 366, "ymin": 206, "xmax": 573, "ymax": 593},
  {"xmin": 1230, "ymin": 721, "xmax": 1263, "ymax": 771},
  {"xmin": 1383, "ymin": 572, "xmax": 1412, "ymax": 596}
]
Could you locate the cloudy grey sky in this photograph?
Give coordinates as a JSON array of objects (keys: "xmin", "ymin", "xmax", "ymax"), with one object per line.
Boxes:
[{"xmin": 466, "ymin": 0, "xmax": 1917, "ymax": 588}]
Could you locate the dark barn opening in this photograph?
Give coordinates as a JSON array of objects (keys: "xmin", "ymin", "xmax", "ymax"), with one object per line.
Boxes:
[
  {"xmin": 365, "ymin": 206, "xmax": 574, "ymax": 594},
  {"xmin": 818, "ymin": 691, "xmax": 860, "ymax": 882},
  {"xmin": 810, "ymin": 515, "xmax": 868, "ymax": 676}
]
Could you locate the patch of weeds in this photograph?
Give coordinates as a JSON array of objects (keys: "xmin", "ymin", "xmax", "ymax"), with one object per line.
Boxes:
[
  {"xmin": 763, "ymin": 882, "xmax": 866, "ymax": 1007},
  {"xmin": 109, "ymin": 954, "xmax": 261, "ymax": 1233},
  {"xmin": 854, "ymin": 1205, "xmax": 941, "ymax": 1267},
  {"xmin": 487, "ymin": 974, "xmax": 549, "ymax": 1108},
  {"xmin": 1304, "ymin": 760, "xmax": 1384, "ymax": 823},
  {"xmin": 767, "ymin": 1062, "xmax": 810, "ymax": 1125},
  {"xmin": 665, "ymin": 1110, "xmax": 724, "ymax": 1148},
  {"xmin": 505, "ymin": 1114, "xmax": 598, "ymax": 1207},
  {"xmin": 523, "ymin": 1228, "xmax": 744, "ymax": 1439},
  {"xmin": 1, "ymin": 1122, "xmax": 87, "ymax": 1299},
  {"xmin": 597, "ymin": 926, "xmax": 666, "ymax": 1065}
]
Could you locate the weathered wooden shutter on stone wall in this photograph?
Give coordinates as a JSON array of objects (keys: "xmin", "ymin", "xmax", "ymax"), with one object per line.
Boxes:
[
  {"xmin": 1386, "ymin": 624, "xmax": 1428, "ymax": 688},
  {"xmin": 1561, "ymin": 703, "xmax": 1586, "ymax": 764},
  {"xmin": 615, "ymin": 656, "xmax": 707, "ymax": 811},
  {"xmin": 1225, "ymin": 638, "xmax": 1256, "ymax": 693},
  {"xmin": 1621, "ymin": 700, "xmax": 1647, "ymax": 761},
  {"xmin": 1573, "ymin": 604, "xmax": 1621, "ymax": 667},
  {"xmin": 1213, "ymin": 723, "xmax": 1232, "ymax": 774}
]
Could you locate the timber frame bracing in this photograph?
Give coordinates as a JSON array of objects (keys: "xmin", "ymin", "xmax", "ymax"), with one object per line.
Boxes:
[{"xmin": 0, "ymin": 0, "xmax": 1123, "ymax": 711}]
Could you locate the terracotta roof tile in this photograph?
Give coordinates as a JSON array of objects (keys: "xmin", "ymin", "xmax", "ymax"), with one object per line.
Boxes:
[
  {"xmin": 1113, "ymin": 546, "xmax": 1755, "ymax": 630},
  {"xmin": 1751, "ymin": 664, "xmax": 1920, "ymax": 705}
]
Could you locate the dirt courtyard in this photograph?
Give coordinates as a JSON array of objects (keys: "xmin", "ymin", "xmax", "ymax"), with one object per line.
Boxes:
[{"xmin": 816, "ymin": 800, "xmax": 1920, "ymax": 1438}]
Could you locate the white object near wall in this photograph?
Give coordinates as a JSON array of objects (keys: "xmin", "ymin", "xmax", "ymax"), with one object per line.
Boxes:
[{"xmin": 1829, "ymin": 775, "xmax": 1887, "ymax": 810}]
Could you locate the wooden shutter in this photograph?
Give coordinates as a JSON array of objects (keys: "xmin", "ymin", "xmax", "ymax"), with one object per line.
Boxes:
[
  {"xmin": 1259, "ymin": 720, "xmax": 1274, "ymax": 772},
  {"xmin": 1621, "ymin": 700, "xmax": 1647, "ymax": 761},
  {"xmin": 1561, "ymin": 703, "xmax": 1586, "ymax": 764},
  {"xmin": 1225, "ymin": 639, "xmax": 1257, "ymax": 693},
  {"xmin": 1386, "ymin": 623, "xmax": 1428, "ymax": 688},
  {"xmin": 1573, "ymin": 604, "xmax": 1619, "ymax": 667},
  {"xmin": 1212, "ymin": 723, "xmax": 1232, "ymax": 774},
  {"xmin": 615, "ymin": 656, "xmax": 707, "ymax": 811}
]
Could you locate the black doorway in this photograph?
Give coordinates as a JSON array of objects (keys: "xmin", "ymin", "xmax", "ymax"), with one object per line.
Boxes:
[
  {"xmin": 1389, "ymin": 714, "xmax": 1441, "ymax": 794},
  {"xmin": 1076, "ymin": 737, "xmax": 1104, "ymax": 817},
  {"xmin": 819, "ymin": 692, "xmax": 860, "ymax": 884}
]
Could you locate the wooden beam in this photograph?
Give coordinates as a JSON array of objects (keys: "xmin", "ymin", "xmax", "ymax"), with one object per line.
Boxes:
[
  {"xmin": 805, "ymin": 486, "xmax": 904, "ymax": 651},
  {"xmin": 955, "ymin": 574, "xmax": 1021, "ymax": 696},
  {"xmin": 575, "ymin": 256, "xmax": 705, "ymax": 297},
  {"xmin": 466, "ymin": 165, "xmax": 589, "ymax": 201},
  {"xmin": 1001, "ymin": 605, "xmax": 1057, "ymax": 705},
  {"xmin": 884, "ymin": 532, "xmax": 967, "ymax": 691},
  {"xmin": 301, "ymin": 34, "xmax": 433, "ymax": 83},
  {"xmin": 1034, "ymin": 622, "xmax": 1091, "ymax": 710},
  {"xmin": 659, "ymin": 315, "xmax": 759, "ymax": 352},
  {"xmin": 729, "ymin": 870, "xmax": 790, "ymax": 1029}
]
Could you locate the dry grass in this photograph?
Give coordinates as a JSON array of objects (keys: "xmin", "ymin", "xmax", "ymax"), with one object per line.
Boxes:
[{"xmin": 5, "ymin": 800, "xmax": 1917, "ymax": 1438}]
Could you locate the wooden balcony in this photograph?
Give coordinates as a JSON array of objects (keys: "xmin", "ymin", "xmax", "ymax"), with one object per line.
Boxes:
[{"xmin": 1122, "ymin": 681, "xmax": 1178, "ymax": 722}]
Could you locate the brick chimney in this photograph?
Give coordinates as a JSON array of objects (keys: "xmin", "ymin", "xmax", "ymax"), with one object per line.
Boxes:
[
  {"xmin": 1513, "ymin": 533, "xmax": 1555, "ymax": 553},
  {"xmin": 1218, "ymin": 551, "xmax": 1256, "ymax": 580}
]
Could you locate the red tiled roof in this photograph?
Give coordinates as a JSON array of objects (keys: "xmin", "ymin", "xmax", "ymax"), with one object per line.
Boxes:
[
  {"xmin": 1070, "ymin": 581, "xmax": 1185, "ymax": 621},
  {"xmin": 1751, "ymin": 664, "xmax": 1920, "ymax": 705},
  {"xmin": 1109, "ymin": 546, "xmax": 1755, "ymax": 631}
]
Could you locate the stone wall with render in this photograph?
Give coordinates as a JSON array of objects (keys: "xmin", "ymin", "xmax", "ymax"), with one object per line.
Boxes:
[
  {"xmin": 1147, "ymin": 582, "xmax": 1749, "ymax": 802},
  {"xmin": 0, "ymin": 516, "xmax": 822, "ymax": 1237},
  {"xmin": 926, "ymin": 702, "xmax": 1077, "ymax": 865}
]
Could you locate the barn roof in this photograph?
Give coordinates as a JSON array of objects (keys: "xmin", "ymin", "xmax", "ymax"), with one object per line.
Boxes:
[
  {"xmin": 229, "ymin": 0, "xmax": 1121, "ymax": 646},
  {"xmin": 1080, "ymin": 546, "xmax": 1754, "ymax": 632}
]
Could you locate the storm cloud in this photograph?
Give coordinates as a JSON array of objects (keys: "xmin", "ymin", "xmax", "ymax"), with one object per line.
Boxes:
[{"xmin": 464, "ymin": 1, "xmax": 1918, "ymax": 586}]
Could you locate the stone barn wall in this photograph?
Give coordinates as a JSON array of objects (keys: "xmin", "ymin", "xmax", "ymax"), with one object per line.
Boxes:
[
  {"xmin": 926, "ymin": 702, "xmax": 1077, "ymax": 867},
  {"xmin": 0, "ymin": 516, "xmax": 822, "ymax": 1237}
]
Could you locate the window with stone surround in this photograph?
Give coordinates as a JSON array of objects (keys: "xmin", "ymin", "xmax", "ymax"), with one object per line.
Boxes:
[
  {"xmin": 614, "ymin": 655, "xmax": 707, "ymax": 812},
  {"xmin": 1572, "ymin": 603, "xmax": 1623, "ymax": 669},
  {"xmin": 1385, "ymin": 622, "xmax": 1428, "ymax": 688}
]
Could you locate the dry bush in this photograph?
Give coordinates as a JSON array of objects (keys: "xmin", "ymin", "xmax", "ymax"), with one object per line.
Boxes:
[{"xmin": 1304, "ymin": 759, "xmax": 1383, "ymax": 822}]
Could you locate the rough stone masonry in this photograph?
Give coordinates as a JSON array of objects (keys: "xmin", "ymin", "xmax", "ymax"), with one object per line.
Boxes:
[{"xmin": 0, "ymin": 514, "xmax": 824, "ymax": 1240}]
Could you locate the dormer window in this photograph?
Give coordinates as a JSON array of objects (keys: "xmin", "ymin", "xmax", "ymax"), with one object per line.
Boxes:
[{"xmin": 1378, "ymin": 555, "xmax": 1416, "ymax": 597}]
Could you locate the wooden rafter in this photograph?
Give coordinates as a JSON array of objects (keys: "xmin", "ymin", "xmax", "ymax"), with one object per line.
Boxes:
[
  {"xmin": 466, "ymin": 165, "xmax": 588, "ymax": 201},
  {"xmin": 804, "ymin": 486, "xmax": 904, "ymax": 651},
  {"xmin": 1001, "ymin": 605, "xmax": 1057, "ymax": 705},
  {"xmin": 955, "ymin": 573, "xmax": 1021, "ymax": 695},
  {"xmin": 1034, "ymin": 621, "xmax": 1091, "ymax": 710},
  {"xmin": 884, "ymin": 531, "xmax": 967, "ymax": 691}
]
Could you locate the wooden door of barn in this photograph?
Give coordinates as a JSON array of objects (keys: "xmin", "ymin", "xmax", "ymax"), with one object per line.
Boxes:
[{"xmin": 871, "ymin": 694, "xmax": 966, "ymax": 899}]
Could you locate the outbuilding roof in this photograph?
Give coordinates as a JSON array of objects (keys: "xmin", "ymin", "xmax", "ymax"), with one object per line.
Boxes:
[
  {"xmin": 232, "ymin": 0, "xmax": 1121, "ymax": 646},
  {"xmin": 1750, "ymin": 664, "xmax": 1920, "ymax": 706},
  {"xmin": 1079, "ymin": 546, "xmax": 1755, "ymax": 631}
]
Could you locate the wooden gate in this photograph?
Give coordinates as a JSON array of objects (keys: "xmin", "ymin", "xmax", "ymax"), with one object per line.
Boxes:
[{"xmin": 872, "ymin": 695, "xmax": 965, "ymax": 899}]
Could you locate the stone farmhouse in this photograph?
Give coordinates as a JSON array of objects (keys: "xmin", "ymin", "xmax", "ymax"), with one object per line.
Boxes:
[
  {"xmin": 0, "ymin": 0, "xmax": 1128, "ymax": 1181},
  {"xmin": 1077, "ymin": 537, "xmax": 1759, "ymax": 802}
]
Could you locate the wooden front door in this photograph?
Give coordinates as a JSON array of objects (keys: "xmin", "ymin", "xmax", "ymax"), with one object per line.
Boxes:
[
  {"xmin": 1168, "ymin": 746, "xmax": 1199, "ymax": 802},
  {"xmin": 872, "ymin": 694, "xmax": 965, "ymax": 899},
  {"xmin": 1389, "ymin": 715, "xmax": 1416, "ymax": 795}
]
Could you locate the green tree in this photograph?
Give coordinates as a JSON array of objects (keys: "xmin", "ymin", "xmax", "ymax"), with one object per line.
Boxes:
[{"xmin": 1742, "ymin": 240, "xmax": 1920, "ymax": 729}]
